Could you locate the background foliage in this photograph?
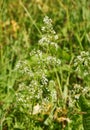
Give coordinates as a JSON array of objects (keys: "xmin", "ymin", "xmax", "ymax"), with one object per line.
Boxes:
[{"xmin": 0, "ymin": 0, "xmax": 90, "ymax": 130}]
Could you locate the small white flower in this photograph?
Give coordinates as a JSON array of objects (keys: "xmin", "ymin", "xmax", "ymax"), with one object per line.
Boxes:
[
  {"xmin": 75, "ymin": 94, "xmax": 80, "ymax": 99},
  {"xmin": 43, "ymin": 16, "xmax": 52, "ymax": 25},
  {"xmin": 41, "ymin": 26, "xmax": 46, "ymax": 31},
  {"xmin": 54, "ymin": 35, "xmax": 58, "ymax": 40}
]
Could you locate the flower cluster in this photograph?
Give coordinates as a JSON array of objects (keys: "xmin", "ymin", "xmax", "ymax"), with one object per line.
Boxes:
[
  {"xmin": 38, "ymin": 16, "xmax": 59, "ymax": 49},
  {"xmin": 74, "ymin": 51, "xmax": 90, "ymax": 78},
  {"xmin": 15, "ymin": 16, "xmax": 61, "ymax": 112}
]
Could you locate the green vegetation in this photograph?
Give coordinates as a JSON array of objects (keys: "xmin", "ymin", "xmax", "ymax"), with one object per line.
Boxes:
[{"xmin": 0, "ymin": 0, "xmax": 90, "ymax": 130}]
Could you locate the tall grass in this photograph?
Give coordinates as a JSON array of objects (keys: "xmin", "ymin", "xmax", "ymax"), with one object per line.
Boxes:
[{"xmin": 0, "ymin": 0, "xmax": 90, "ymax": 130}]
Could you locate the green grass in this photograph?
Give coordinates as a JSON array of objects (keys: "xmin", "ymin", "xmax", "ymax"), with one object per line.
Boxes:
[{"xmin": 0, "ymin": 0, "xmax": 90, "ymax": 130}]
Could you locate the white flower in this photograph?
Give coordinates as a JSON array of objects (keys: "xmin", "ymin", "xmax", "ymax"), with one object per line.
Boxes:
[
  {"xmin": 54, "ymin": 35, "xmax": 58, "ymax": 40},
  {"xmin": 41, "ymin": 26, "xmax": 46, "ymax": 31},
  {"xmin": 41, "ymin": 74, "xmax": 48, "ymax": 85},
  {"xmin": 43, "ymin": 16, "xmax": 52, "ymax": 25}
]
